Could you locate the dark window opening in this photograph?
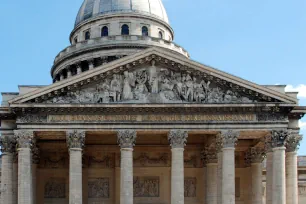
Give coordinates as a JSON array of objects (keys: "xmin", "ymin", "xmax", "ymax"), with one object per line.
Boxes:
[
  {"xmin": 159, "ymin": 31, "xmax": 163, "ymax": 39},
  {"xmin": 142, "ymin": 26, "xmax": 149, "ymax": 36},
  {"xmin": 121, "ymin": 24, "xmax": 129, "ymax": 35},
  {"xmin": 74, "ymin": 37, "xmax": 78, "ymax": 44},
  {"xmin": 85, "ymin": 30, "xmax": 91, "ymax": 40},
  {"xmin": 101, "ymin": 26, "xmax": 109, "ymax": 37}
]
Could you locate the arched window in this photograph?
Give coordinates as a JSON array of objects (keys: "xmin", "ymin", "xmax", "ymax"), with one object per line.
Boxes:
[
  {"xmin": 101, "ymin": 26, "xmax": 109, "ymax": 37},
  {"xmin": 142, "ymin": 26, "xmax": 149, "ymax": 36},
  {"xmin": 74, "ymin": 36, "xmax": 78, "ymax": 44},
  {"xmin": 85, "ymin": 30, "xmax": 91, "ymax": 40},
  {"xmin": 158, "ymin": 31, "xmax": 163, "ymax": 39},
  {"xmin": 121, "ymin": 24, "xmax": 129, "ymax": 35}
]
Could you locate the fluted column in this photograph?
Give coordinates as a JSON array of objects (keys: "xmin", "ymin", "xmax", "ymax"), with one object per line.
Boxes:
[
  {"xmin": 270, "ymin": 130, "xmax": 288, "ymax": 204},
  {"xmin": 0, "ymin": 133, "xmax": 16, "ymax": 204},
  {"xmin": 168, "ymin": 130, "xmax": 188, "ymax": 204},
  {"xmin": 32, "ymin": 143, "xmax": 40, "ymax": 204},
  {"xmin": 201, "ymin": 147, "xmax": 218, "ymax": 204},
  {"xmin": 245, "ymin": 147, "xmax": 265, "ymax": 204},
  {"xmin": 117, "ymin": 130, "xmax": 137, "ymax": 204},
  {"xmin": 14, "ymin": 130, "xmax": 34, "ymax": 204},
  {"xmin": 217, "ymin": 130, "xmax": 239, "ymax": 204},
  {"xmin": 66, "ymin": 130, "xmax": 85, "ymax": 204},
  {"xmin": 285, "ymin": 133, "xmax": 302, "ymax": 204}
]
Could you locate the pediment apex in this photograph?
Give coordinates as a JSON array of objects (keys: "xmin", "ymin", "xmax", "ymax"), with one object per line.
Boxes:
[{"xmin": 9, "ymin": 47, "xmax": 297, "ymax": 105}]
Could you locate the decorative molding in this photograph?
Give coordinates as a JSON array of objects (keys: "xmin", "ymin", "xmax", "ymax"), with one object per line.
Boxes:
[
  {"xmin": 44, "ymin": 66, "xmax": 257, "ymax": 104},
  {"xmin": 257, "ymin": 113, "xmax": 288, "ymax": 121},
  {"xmin": 16, "ymin": 115, "xmax": 47, "ymax": 123},
  {"xmin": 43, "ymin": 156, "xmax": 66, "ymax": 169},
  {"xmin": 32, "ymin": 141, "xmax": 40, "ymax": 164},
  {"xmin": 184, "ymin": 177, "xmax": 197, "ymax": 197},
  {"xmin": 14, "ymin": 130, "xmax": 34, "ymax": 149},
  {"xmin": 44, "ymin": 179, "xmax": 65, "ymax": 198},
  {"xmin": 88, "ymin": 178, "xmax": 110, "ymax": 198},
  {"xmin": 245, "ymin": 147, "xmax": 265, "ymax": 165},
  {"xmin": 66, "ymin": 130, "xmax": 85, "ymax": 149},
  {"xmin": 271, "ymin": 130, "xmax": 288, "ymax": 148},
  {"xmin": 168, "ymin": 130, "xmax": 188, "ymax": 148},
  {"xmin": 88, "ymin": 154, "xmax": 115, "ymax": 168},
  {"xmin": 133, "ymin": 177, "xmax": 159, "ymax": 197},
  {"xmin": 286, "ymin": 134, "xmax": 303, "ymax": 152},
  {"xmin": 201, "ymin": 147, "xmax": 218, "ymax": 165},
  {"xmin": 117, "ymin": 130, "xmax": 137, "ymax": 148},
  {"xmin": 134, "ymin": 153, "xmax": 169, "ymax": 167},
  {"xmin": 184, "ymin": 155, "xmax": 201, "ymax": 168},
  {"xmin": 216, "ymin": 130, "xmax": 239, "ymax": 148},
  {"xmin": 0, "ymin": 134, "xmax": 16, "ymax": 153}
]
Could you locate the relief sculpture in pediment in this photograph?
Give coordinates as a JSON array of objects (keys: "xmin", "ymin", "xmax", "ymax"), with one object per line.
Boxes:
[{"xmin": 48, "ymin": 61, "xmax": 253, "ymax": 104}]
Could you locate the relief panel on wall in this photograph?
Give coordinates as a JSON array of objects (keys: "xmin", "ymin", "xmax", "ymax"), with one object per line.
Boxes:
[
  {"xmin": 44, "ymin": 178, "xmax": 66, "ymax": 198},
  {"xmin": 299, "ymin": 186, "xmax": 306, "ymax": 195},
  {"xmin": 88, "ymin": 178, "xmax": 110, "ymax": 198},
  {"xmin": 88, "ymin": 153, "xmax": 115, "ymax": 168},
  {"xmin": 184, "ymin": 177, "xmax": 197, "ymax": 197},
  {"xmin": 133, "ymin": 177, "xmax": 160, "ymax": 197},
  {"xmin": 134, "ymin": 153, "xmax": 170, "ymax": 167}
]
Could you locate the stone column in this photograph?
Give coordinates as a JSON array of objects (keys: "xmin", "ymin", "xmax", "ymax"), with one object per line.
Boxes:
[
  {"xmin": 201, "ymin": 147, "xmax": 218, "ymax": 204},
  {"xmin": 66, "ymin": 130, "xmax": 85, "ymax": 204},
  {"xmin": 117, "ymin": 130, "xmax": 137, "ymax": 204},
  {"xmin": 246, "ymin": 147, "xmax": 265, "ymax": 204},
  {"xmin": 217, "ymin": 130, "xmax": 239, "ymax": 204},
  {"xmin": 60, "ymin": 73, "xmax": 64, "ymax": 81},
  {"xmin": 270, "ymin": 130, "xmax": 288, "ymax": 204},
  {"xmin": 0, "ymin": 133, "xmax": 16, "ymax": 204},
  {"xmin": 14, "ymin": 130, "xmax": 34, "ymax": 204},
  {"xmin": 285, "ymin": 133, "xmax": 302, "ymax": 204},
  {"xmin": 88, "ymin": 59, "xmax": 94, "ymax": 70},
  {"xmin": 168, "ymin": 130, "xmax": 188, "ymax": 204},
  {"xmin": 76, "ymin": 63, "xmax": 82, "ymax": 74},
  {"xmin": 66, "ymin": 66, "xmax": 72, "ymax": 78},
  {"xmin": 32, "ymin": 143, "xmax": 40, "ymax": 204},
  {"xmin": 265, "ymin": 135, "xmax": 273, "ymax": 204},
  {"xmin": 217, "ymin": 151, "xmax": 223, "ymax": 204}
]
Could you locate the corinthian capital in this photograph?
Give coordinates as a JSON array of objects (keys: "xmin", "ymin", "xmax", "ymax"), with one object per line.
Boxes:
[
  {"xmin": 201, "ymin": 147, "xmax": 218, "ymax": 165},
  {"xmin": 66, "ymin": 130, "xmax": 85, "ymax": 149},
  {"xmin": 245, "ymin": 147, "xmax": 265, "ymax": 164},
  {"xmin": 216, "ymin": 130, "xmax": 239, "ymax": 148},
  {"xmin": 271, "ymin": 130, "xmax": 288, "ymax": 148},
  {"xmin": 0, "ymin": 134, "xmax": 16, "ymax": 153},
  {"xmin": 117, "ymin": 130, "xmax": 137, "ymax": 148},
  {"xmin": 14, "ymin": 130, "xmax": 34, "ymax": 149},
  {"xmin": 168, "ymin": 130, "xmax": 188, "ymax": 148},
  {"xmin": 285, "ymin": 133, "xmax": 302, "ymax": 152}
]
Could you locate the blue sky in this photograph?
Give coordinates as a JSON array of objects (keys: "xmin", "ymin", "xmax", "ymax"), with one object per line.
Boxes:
[{"xmin": 0, "ymin": 0, "xmax": 305, "ymax": 154}]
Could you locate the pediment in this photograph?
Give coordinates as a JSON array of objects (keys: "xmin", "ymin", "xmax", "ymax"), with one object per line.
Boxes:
[{"xmin": 9, "ymin": 48, "xmax": 297, "ymax": 105}]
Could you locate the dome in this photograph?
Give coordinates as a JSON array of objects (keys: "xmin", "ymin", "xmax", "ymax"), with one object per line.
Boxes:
[{"xmin": 75, "ymin": 0, "xmax": 169, "ymax": 27}]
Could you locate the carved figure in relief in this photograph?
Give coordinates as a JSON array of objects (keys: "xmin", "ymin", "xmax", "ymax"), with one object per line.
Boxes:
[
  {"xmin": 47, "ymin": 64, "xmax": 255, "ymax": 104},
  {"xmin": 133, "ymin": 177, "xmax": 159, "ymax": 197},
  {"xmin": 44, "ymin": 180, "xmax": 65, "ymax": 198},
  {"xmin": 184, "ymin": 178, "xmax": 196, "ymax": 197},
  {"xmin": 88, "ymin": 178, "xmax": 110, "ymax": 198},
  {"xmin": 122, "ymin": 71, "xmax": 135, "ymax": 100}
]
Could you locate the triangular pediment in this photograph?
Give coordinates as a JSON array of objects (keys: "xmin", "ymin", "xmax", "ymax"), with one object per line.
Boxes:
[{"xmin": 9, "ymin": 47, "xmax": 297, "ymax": 105}]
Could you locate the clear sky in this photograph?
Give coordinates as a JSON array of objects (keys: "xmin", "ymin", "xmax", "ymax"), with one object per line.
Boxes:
[{"xmin": 0, "ymin": 0, "xmax": 305, "ymax": 154}]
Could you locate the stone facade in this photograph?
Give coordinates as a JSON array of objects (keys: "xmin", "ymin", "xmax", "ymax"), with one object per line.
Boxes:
[{"xmin": 0, "ymin": 0, "xmax": 306, "ymax": 204}]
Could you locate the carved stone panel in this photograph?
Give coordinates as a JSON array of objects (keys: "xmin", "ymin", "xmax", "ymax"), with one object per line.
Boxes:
[
  {"xmin": 134, "ymin": 153, "xmax": 170, "ymax": 167},
  {"xmin": 44, "ymin": 179, "xmax": 66, "ymax": 198},
  {"xmin": 41, "ymin": 153, "xmax": 66, "ymax": 169},
  {"xmin": 299, "ymin": 186, "xmax": 306, "ymax": 195},
  {"xmin": 88, "ymin": 178, "xmax": 110, "ymax": 198},
  {"xmin": 133, "ymin": 177, "xmax": 159, "ymax": 197},
  {"xmin": 45, "ymin": 65, "xmax": 256, "ymax": 104},
  {"xmin": 88, "ymin": 153, "xmax": 115, "ymax": 168},
  {"xmin": 184, "ymin": 177, "xmax": 197, "ymax": 197}
]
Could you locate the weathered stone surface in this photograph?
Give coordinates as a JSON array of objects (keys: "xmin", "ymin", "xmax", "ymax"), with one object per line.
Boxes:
[
  {"xmin": 14, "ymin": 130, "xmax": 34, "ymax": 149},
  {"xmin": 217, "ymin": 130, "xmax": 239, "ymax": 149},
  {"xmin": 168, "ymin": 130, "xmax": 188, "ymax": 148},
  {"xmin": 286, "ymin": 134, "xmax": 303, "ymax": 152},
  {"xmin": 201, "ymin": 147, "xmax": 218, "ymax": 165},
  {"xmin": 117, "ymin": 130, "xmax": 137, "ymax": 148},
  {"xmin": 66, "ymin": 130, "xmax": 85, "ymax": 149},
  {"xmin": 0, "ymin": 134, "xmax": 16, "ymax": 153},
  {"xmin": 271, "ymin": 130, "xmax": 288, "ymax": 148}
]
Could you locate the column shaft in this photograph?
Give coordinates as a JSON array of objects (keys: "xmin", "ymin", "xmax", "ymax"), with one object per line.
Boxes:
[
  {"xmin": 171, "ymin": 148, "xmax": 184, "ymax": 204},
  {"xmin": 251, "ymin": 163, "xmax": 262, "ymax": 204},
  {"xmin": 120, "ymin": 148, "xmax": 134, "ymax": 204},
  {"xmin": 32, "ymin": 164, "xmax": 37, "ymax": 204},
  {"xmin": 222, "ymin": 148, "xmax": 235, "ymax": 204},
  {"xmin": 1, "ymin": 153, "xmax": 14, "ymax": 204},
  {"xmin": 69, "ymin": 149, "xmax": 83, "ymax": 204},
  {"xmin": 286, "ymin": 152, "xmax": 298, "ymax": 204},
  {"xmin": 266, "ymin": 152, "xmax": 273, "ymax": 204},
  {"xmin": 272, "ymin": 147, "xmax": 286, "ymax": 204},
  {"xmin": 18, "ymin": 148, "xmax": 33, "ymax": 204},
  {"xmin": 13, "ymin": 162, "xmax": 18, "ymax": 204},
  {"xmin": 206, "ymin": 163, "xmax": 218, "ymax": 204},
  {"xmin": 217, "ymin": 152, "xmax": 223, "ymax": 204}
]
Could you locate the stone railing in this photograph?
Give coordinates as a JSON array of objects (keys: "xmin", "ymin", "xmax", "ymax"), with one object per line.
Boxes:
[{"xmin": 54, "ymin": 35, "xmax": 189, "ymax": 64}]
